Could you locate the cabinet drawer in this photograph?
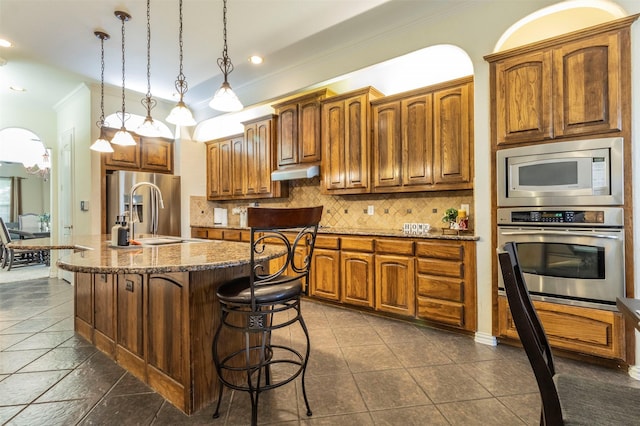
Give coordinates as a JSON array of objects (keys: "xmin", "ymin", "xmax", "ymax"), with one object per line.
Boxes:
[
  {"xmin": 416, "ymin": 242, "xmax": 463, "ymax": 260},
  {"xmin": 315, "ymin": 235, "xmax": 340, "ymax": 250},
  {"xmin": 498, "ymin": 297, "xmax": 623, "ymax": 360},
  {"xmin": 191, "ymin": 228, "xmax": 208, "ymax": 238},
  {"xmin": 417, "ymin": 275, "xmax": 463, "ymax": 302},
  {"xmin": 341, "ymin": 237, "xmax": 374, "ymax": 252},
  {"xmin": 376, "ymin": 239, "xmax": 414, "ymax": 255},
  {"xmin": 417, "ymin": 297, "xmax": 464, "ymax": 327},
  {"xmin": 223, "ymin": 230, "xmax": 241, "ymax": 241},
  {"xmin": 417, "ymin": 258, "xmax": 464, "ymax": 279},
  {"xmin": 240, "ymin": 230, "xmax": 252, "ymax": 242},
  {"xmin": 207, "ymin": 229, "xmax": 224, "ymax": 240}
]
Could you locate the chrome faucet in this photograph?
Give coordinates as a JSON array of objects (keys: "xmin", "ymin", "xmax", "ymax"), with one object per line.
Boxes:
[{"xmin": 129, "ymin": 182, "xmax": 164, "ymax": 240}]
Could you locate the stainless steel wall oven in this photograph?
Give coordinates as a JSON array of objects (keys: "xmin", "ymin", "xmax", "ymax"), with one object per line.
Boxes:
[
  {"xmin": 496, "ymin": 136, "xmax": 625, "ymax": 310},
  {"xmin": 497, "ymin": 207, "xmax": 624, "ymax": 309}
]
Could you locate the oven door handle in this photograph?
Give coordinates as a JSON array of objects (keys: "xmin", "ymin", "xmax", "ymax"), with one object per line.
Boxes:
[{"xmin": 499, "ymin": 230, "xmax": 622, "ymax": 239}]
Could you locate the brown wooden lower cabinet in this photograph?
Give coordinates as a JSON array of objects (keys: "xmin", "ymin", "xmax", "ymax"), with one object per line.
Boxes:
[
  {"xmin": 116, "ymin": 274, "xmax": 145, "ymax": 373},
  {"xmin": 307, "ymin": 235, "xmax": 477, "ymax": 332},
  {"xmin": 310, "ymin": 248, "xmax": 341, "ymax": 301},
  {"xmin": 375, "ymin": 254, "xmax": 415, "ymax": 316},
  {"xmin": 74, "ymin": 272, "xmax": 93, "ymax": 340},
  {"xmin": 73, "ymin": 266, "xmax": 252, "ymax": 415},
  {"xmin": 340, "ymin": 236, "xmax": 375, "ymax": 308},
  {"xmin": 341, "ymin": 250, "xmax": 375, "ymax": 308},
  {"xmin": 93, "ymin": 273, "xmax": 116, "ymax": 356},
  {"xmin": 187, "ymin": 229, "xmax": 478, "ymax": 332},
  {"xmin": 415, "ymin": 240, "xmax": 476, "ymax": 330},
  {"xmin": 498, "ymin": 296, "xmax": 624, "ymax": 360}
]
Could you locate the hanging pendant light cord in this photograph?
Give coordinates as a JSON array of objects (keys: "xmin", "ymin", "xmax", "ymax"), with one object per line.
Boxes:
[
  {"xmin": 217, "ymin": 0, "xmax": 234, "ymax": 82},
  {"xmin": 146, "ymin": 0, "xmax": 151, "ymax": 99},
  {"xmin": 96, "ymin": 32, "xmax": 108, "ymax": 128},
  {"xmin": 119, "ymin": 12, "xmax": 127, "ymax": 126},
  {"xmin": 142, "ymin": 0, "xmax": 157, "ymax": 115},
  {"xmin": 175, "ymin": 0, "xmax": 188, "ymax": 99}
]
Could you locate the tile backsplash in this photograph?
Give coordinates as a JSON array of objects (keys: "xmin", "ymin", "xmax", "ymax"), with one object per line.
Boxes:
[{"xmin": 190, "ymin": 177, "xmax": 474, "ymax": 232}]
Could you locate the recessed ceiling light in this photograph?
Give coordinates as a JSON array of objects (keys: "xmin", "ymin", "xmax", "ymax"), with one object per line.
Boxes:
[
  {"xmin": 249, "ymin": 55, "xmax": 263, "ymax": 65},
  {"xmin": 0, "ymin": 39, "xmax": 12, "ymax": 48},
  {"xmin": 9, "ymin": 85, "xmax": 26, "ymax": 92}
]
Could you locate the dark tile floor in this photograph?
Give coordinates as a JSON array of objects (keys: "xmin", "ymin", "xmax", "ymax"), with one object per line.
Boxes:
[{"xmin": 0, "ymin": 277, "xmax": 638, "ymax": 425}]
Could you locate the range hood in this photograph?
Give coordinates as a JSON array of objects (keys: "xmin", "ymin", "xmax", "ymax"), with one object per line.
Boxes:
[{"xmin": 271, "ymin": 164, "xmax": 320, "ymax": 181}]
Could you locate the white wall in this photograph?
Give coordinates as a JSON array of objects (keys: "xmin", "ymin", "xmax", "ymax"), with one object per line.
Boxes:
[{"xmin": 54, "ymin": 84, "xmax": 92, "ymax": 236}]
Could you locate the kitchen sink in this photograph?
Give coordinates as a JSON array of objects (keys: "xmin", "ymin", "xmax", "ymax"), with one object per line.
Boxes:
[{"xmin": 134, "ymin": 237, "xmax": 196, "ymax": 246}]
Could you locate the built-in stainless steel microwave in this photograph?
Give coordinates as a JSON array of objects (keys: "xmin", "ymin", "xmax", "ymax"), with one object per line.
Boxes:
[{"xmin": 497, "ymin": 137, "xmax": 623, "ymax": 206}]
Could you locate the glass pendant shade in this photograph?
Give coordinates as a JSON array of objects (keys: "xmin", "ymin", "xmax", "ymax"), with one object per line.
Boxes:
[
  {"xmin": 90, "ymin": 128, "xmax": 114, "ymax": 152},
  {"xmin": 210, "ymin": 0, "xmax": 243, "ymax": 112},
  {"xmin": 136, "ymin": 115, "xmax": 163, "ymax": 137},
  {"xmin": 92, "ymin": 30, "xmax": 112, "ymax": 153},
  {"xmin": 167, "ymin": 100, "xmax": 197, "ymax": 126},
  {"xmin": 112, "ymin": 11, "xmax": 136, "ymax": 147},
  {"xmin": 167, "ymin": 0, "xmax": 196, "ymax": 127},
  {"xmin": 111, "ymin": 127, "xmax": 137, "ymax": 146},
  {"xmin": 209, "ymin": 81, "xmax": 243, "ymax": 112}
]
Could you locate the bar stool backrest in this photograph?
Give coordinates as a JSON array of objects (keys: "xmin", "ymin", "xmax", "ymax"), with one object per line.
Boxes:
[{"xmin": 247, "ymin": 206, "xmax": 323, "ymax": 310}]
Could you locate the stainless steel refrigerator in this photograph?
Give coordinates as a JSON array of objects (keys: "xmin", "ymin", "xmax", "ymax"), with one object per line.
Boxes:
[{"xmin": 106, "ymin": 171, "xmax": 181, "ymax": 237}]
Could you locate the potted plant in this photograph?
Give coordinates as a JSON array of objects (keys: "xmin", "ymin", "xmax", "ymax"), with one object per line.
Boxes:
[{"xmin": 441, "ymin": 208, "xmax": 458, "ymax": 229}]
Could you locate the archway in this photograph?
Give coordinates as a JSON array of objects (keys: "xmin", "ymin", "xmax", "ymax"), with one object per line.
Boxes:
[
  {"xmin": 494, "ymin": 0, "xmax": 626, "ymax": 52},
  {"xmin": 0, "ymin": 127, "xmax": 51, "ymax": 223}
]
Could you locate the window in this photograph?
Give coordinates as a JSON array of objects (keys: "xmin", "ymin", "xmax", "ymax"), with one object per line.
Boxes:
[{"xmin": 0, "ymin": 177, "xmax": 10, "ymax": 221}]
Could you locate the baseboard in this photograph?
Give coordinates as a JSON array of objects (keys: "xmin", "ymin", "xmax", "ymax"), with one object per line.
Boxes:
[
  {"xmin": 628, "ymin": 364, "xmax": 640, "ymax": 380},
  {"xmin": 474, "ymin": 331, "xmax": 498, "ymax": 346}
]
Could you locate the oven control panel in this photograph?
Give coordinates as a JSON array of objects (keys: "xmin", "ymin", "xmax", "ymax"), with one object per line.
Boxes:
[
  {"xmin": 511, "ymin": 210, "xmax": 603, "ymax": 223},
  {"xmin": 497, "ymin": 207, "xmax": 623, "ymax": 227}
]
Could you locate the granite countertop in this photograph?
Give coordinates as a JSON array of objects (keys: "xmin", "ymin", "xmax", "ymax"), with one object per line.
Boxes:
[
  {"xmin": 317, "ymin": 227, "xmax": 478, "ymax": 241},
  {"xmin": 9, "ymin": 235, "xmax": 284, "ymax": 274},
  {"xmin": 193, "ymin": 225, "xmax": 479, "ymax": 241}
]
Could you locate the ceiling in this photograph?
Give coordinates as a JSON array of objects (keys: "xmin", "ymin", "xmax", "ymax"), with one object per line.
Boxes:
[{"xmin": 0, "ymin": 0, "xmax": 413, "ymax": 120}]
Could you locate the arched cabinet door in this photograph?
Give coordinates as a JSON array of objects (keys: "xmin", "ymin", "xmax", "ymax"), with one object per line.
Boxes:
[
  {"xmin": 553, "ymin": 31, "xmax": 623, "ymax": 138},
  {"xmin": 147, "ymin": 273, "xmax": 187, "ymax": 385},
  {"xmin": 494, "ymin": 50, "xmax": 553, "ymax": 144}
]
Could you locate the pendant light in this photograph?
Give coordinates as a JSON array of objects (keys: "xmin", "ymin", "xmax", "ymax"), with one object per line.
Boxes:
[
  {"xmin": 90, "ymin": 31, "xmax": 114, "ymax": 153},
  {"xmin": 166, "ymin": 0, "xmax": 196, "ymax": 126},
  {"xmin": 111, "ymin": 10, "xmax": 137, "ymax": 146},
  {"xmin": 209, "ymin": 0, "xmax": 243, "ymax": 112},
  {"xmin": 136, "ymin": 0, "xmax": 162, "ymax": 137}
]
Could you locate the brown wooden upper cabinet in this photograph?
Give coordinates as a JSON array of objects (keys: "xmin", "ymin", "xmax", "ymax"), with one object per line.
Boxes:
[
  {"xmin": 272, "ymin": 89, "xmax": 334, "ymax": 167},
  {"xmin": 102, "ymin": 127, "xmax": 174, "ymax": 174},
  {"xmin": 371, "ymin": 77, "xmax": 474, "ymax": 193},
  {"xmin": 321, "ymin": 87, "xmax": 384, "ymax": 195},
  {"xmin": 243, "ymin": 115, "xmax": 281, "ymax": 197},
  {"xmin": 205, "ymin": 135, "xmax": 237, "ymax": 200},
  {"xmin": 205, "ymin": 115, "xmax": 287, "ymax": 201},
  {"xmin": 486, "ymin": 18, "xmax": 632, "ymax": 145}
]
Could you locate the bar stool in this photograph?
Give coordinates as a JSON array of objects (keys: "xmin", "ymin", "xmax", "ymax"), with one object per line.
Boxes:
[{"xmin": 212, "ymin": 206, "xmax": 323, "ymax": 425}]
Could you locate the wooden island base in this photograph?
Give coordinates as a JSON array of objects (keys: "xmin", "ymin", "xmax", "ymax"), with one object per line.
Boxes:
[{"xmin": 74, "ymin": 266, "xmax": 250, "ymax": 414}]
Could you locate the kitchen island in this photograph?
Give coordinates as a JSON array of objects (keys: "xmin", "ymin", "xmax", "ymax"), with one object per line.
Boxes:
[{"xmin": 49, "ymin": 235, "xmax": 284, "ymax": 415}]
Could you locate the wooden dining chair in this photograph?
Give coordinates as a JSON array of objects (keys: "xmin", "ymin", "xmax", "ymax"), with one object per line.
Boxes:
[
  {"xmin": 498, "ymin": 241, "xmax": 640, "ymax": 425},
  {"xmin": 211, "ymin": 206, "xmax": 323, "ymax": 425}
]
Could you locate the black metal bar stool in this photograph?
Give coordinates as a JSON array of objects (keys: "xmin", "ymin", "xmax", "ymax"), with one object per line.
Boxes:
[{"xmin": 212, "ymin": 206, "xmax": 323, "ymax": 425}]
